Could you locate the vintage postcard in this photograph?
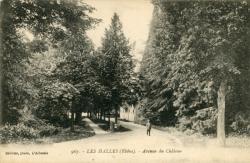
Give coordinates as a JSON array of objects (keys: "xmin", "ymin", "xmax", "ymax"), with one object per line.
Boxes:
[{"xmin": 0, "ymin": 0, "xmax": 250, "ymax": 162}]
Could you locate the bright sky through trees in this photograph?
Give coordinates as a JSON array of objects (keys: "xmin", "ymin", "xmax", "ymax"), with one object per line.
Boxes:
[{"xmin": 84, "ymin": 0, "xmax": 153, "ymax": 70}]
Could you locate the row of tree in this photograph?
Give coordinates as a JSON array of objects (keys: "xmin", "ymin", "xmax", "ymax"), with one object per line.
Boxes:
[
  {"xmin": 0, "ymin": 0, "xmax": 137, "ymax": 130},
  {"xmin": 139, "ymin": 0, "xmax": 250, "ymax": 145}
]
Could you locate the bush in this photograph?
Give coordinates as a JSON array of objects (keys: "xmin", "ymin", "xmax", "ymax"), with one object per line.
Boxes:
[
  {"xmin": 176, "ymin": 116, "xmax": 192, "ymax": 131},
  {"xmin": 191, "ymin": 107, "xmax": 217, "ymax": 135},
  {"xmin": 22, "ymin": 118, "xmax": 61, "ymax": 136},
  {"xmin": 38, "ymin": 125, "xmax": 61, "ymax": 137},
  {"xmin": 23, "ymin": 118, "xmax": 48, "ymax": 129},
  {"xmin": 0, "ymin": 123, "xmax": 39, "ymax": 144},
  {"xmin": 230, "ymin": 111, "xmax": 250, "ymax": 135},
  {"xmin": 0, "ymin": 120, "xmax": 61, "ymax": 143},
  {"xmin": 176, "ymin": 107, "xmax": 217, "ymax": 135}
]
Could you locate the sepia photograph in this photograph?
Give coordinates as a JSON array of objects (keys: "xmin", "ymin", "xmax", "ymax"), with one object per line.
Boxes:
[{"xmin": 0, "ymin": 0, "xmax": 250, "ymax": 162}]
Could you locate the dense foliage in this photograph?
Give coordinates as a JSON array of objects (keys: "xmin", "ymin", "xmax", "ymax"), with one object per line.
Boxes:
[
  {"xmin": 1, "ymin": 0, "xmax": 99, "ymax": 125},
  {"xmin": 139, "ymin": 0, "xmax": 250, "ymax": 135},
  {"xmin": 0, "ymin": 0, "xmax": 138, "ymax": 143},
  {"xmin": 98, "ymin": 13, "xmax": 138, "ymax": 123}
]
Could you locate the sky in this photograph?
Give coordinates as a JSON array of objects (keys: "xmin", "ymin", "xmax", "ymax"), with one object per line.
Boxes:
[
  {"xmin": 0, "ymin": 0, "xmax": 154, "ymax": 70},
  {"xmin": 83, "ymin": 0, "xmax": 153, "ymax": 65}
]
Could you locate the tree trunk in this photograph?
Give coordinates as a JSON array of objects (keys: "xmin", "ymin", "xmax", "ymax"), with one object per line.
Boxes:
[
  {"xmin": 100, "ymin": 110, "xmax": 103, "ymax": 120},
  {"xmin": 69, "ymin": 102, "xmax": 75, "ymax": 131},
  {"xmin": 75, "ymin": 111, "xmax": 82, "ymax": 124},
  {"xmin": 94, "ymin": 110, "xmax": 97, "ymax": 119},
  {"xmin": 0, "ymin": 2, "xmax": 3, "ymax": 126},
  {"xmin": 108, "ymin": 108, "xmax": 110, "ymax": 124},
  {"xmin": 87, "ymin": 111, "xmax": 90, "ymax": 118},
  {"xmin": 70, "ymin": 110, "xmax": 75, "ymax": 131},
  {"xmin": 115, "ymin": 107, "xmax": 118, "ymax": 124},
  {"xmin": 217, "ymin": 81, "xmax": 226, "ymax": 146}
]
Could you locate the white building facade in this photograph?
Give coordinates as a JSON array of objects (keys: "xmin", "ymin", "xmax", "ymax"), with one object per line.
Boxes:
[{"xmin": 120, "ymin": 102, "xmax": 139, "ymax": 122}]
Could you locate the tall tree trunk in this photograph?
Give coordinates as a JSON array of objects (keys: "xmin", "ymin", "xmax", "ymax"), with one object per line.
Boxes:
[
  {"xmin": 94, "ymin": 109, "xmax": 97, "ymax": 119},
  {"xmin": 115, "ymin": 107, "xmax": 118, "ymax": 124},
  {"xmin": 70, "ymin": 102, "xmax": 74, "ymax": 131},
  {"xmin": 0, "ymin": 1, "xmax": 3, "ymax": 126},
  {"xmin": 217, "ymin": 81, "xmax": 226, "ymax": 146},
  {"xmin": 70, "ymin": 110, "xmax": 75, "ymax": 131},
  {"xmin": 108, "ymin": 108, "xmax": 110, "ymax": 124},
  {"xmin": 100, "ymin": 110, "xmax": 103, "ymax": 120},
  {"xmin": 75, "ymin": 111, "xmax": 81, "ymax": 124}
]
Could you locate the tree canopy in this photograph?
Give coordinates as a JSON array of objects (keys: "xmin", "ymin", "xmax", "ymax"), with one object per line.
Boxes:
[
  {"xmin": 99, "ymin": 13, "xmax": 137, "ymax": 123},
  {"xmin": 139, "ymin": 0, "xmax": 250, "ymax": 138},
  {"xmin": 1, "ymin": 0, "xmax": 99, "ymax": 124}
]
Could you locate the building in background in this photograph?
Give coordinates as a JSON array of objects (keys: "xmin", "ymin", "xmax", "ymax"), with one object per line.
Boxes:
[{"xmin": 120, "ymin": 102, "xmax": 140, "ymax": 122}]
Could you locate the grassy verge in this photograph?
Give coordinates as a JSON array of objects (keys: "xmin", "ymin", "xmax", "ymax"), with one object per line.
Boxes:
[
  {"xmin": 0, "ymin": 120, "xmax": 95, "ymax": 144},
  {"xmin": 36, "ymin": 121, "xmax": 95, "ymax": 144},
  {"xmin": 152, "ymin": 125, "xmax": 250, "ymax": 148},
  {"xmin": 91, "ymin": 118, "xmax": 110, "ymax": 131}
]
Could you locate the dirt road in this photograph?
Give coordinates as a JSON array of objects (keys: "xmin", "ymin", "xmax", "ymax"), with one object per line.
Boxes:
[{"xmin": 1, "ymin": 118, "xmax": 249, "ymax": 163}]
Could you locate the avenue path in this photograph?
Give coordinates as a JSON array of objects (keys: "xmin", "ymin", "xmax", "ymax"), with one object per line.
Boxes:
[{"xmin": 1, "ymin": 118, "xmax": 250, "ymax": 163}]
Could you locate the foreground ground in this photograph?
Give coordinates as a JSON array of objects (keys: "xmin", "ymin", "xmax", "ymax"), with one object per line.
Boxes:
[{"xmin": 0, "ymin": 118, "xmax": 250, "ymax": 163}]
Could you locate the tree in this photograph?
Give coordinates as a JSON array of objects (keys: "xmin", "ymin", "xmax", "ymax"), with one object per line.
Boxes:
[
  {"xmin": 100, "ymin": 13, "xmax": 134, "ymax": 123},
  {"xmin": 139, "ymin": 3, "xmax": 178, "ymax": 125},
  {"xmin": 0, "ymin": 0, "xmax": 99, "ymax": 125},
  {"xmin": 0, "ymin": 1, "xmax": 4, "ymax": 126},
  {"xmin": 0, "ymin": 1, "xmax": 3, "ymax": 126},
  {"xmin": 167, "ymin": 0, "xmax": 250, "ymax": 146},
  {"xmin": 54, "ymin": 33, "xmax": 96, "ymax": 124},
  {"xmin": 140, "ymin": 0, "xmax": 250, "ymax": 146}
]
